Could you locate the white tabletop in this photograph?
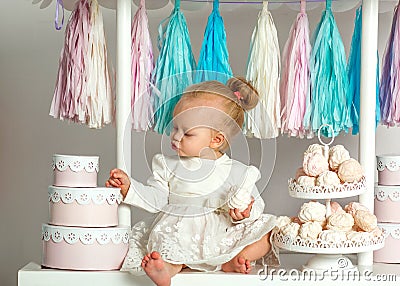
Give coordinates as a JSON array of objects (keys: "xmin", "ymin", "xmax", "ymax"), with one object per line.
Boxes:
[{"xmin": 18, "ymin": 253, "xmax": 400, "ymax": 286}]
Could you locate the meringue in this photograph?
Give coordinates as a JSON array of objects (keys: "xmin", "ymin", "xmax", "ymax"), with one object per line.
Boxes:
[
  {"xmin": 318, "ymin": 230, "xmax": 347, "ymax": 243},
  {"xmin": 297, "ymin": 176, "xmax": 316, "ymax": 187},
  {"xmin": 337, "ymin": 158, "xmax": 364, "ymax": 183},
  {"xmin": 227, "ymin": 187, "xmax": 252, "ymax": 212},
  {"xmin": 280, "ymin": 222, "xmax": 300, "ymax": 238},
  {"xmin": 304, "ymin": 144, "xmax": 324, "ymax": 156},
  {"xmin": 276, "ymin": 216, "xmax": 292, "ymax": 229},
  {"xmin": 371, "ymin": 227, "xmax": 383, "ymax": 237},
  {"xmin": 295, "ymin": 167, "xmax": 306, "ymax": 179},
  {"xmin": 346, "ymin": 231, "xmax": 373, "ymax": 242},
  {"xmin": 330, "ymin": 201, "xmax": 345, "ymax": 215},
  {"xmin": 326, "ymin": 213, "xmax": 354, "ymax": 232},
  {"xmin": 303, "ymin": 153, "xmax": 329, "ymax": 177},
  {"xmin": 291, "ymin": 217, "xmax": 302, "ymax": 224},
  {"xmin": 353, "ymin": 210, "xmax": 378, "ymax": 232},
  {"xmin": 299, "ymin": 221, "xmax": 323, "ymax": 240},
  {"xmin": 344, "ymin": 202, "xmax": 370, "ymax": 216},
  {"xmin": 328, "ymin": 145, "xmax": 351, "ymax": 170},
  {"xmin": 298, "ymin": 201, "xmax": 326, "ymax": 223},
  {"xmin": 316, "ymin": 171, "xmax": 340, "ymax": 186}
]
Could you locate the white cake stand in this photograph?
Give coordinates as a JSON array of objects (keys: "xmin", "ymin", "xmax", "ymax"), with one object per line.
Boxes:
[
  {"xmin": 274, "ymin": 231, "xmax": 385, "ymax": 273},
  {"xmin": 279, "ymin": 175, "xmax": 385, "ymax": 274},
  {"xmin": 274, "ymin": 125, "xmax": 385, "ymax": 274}
]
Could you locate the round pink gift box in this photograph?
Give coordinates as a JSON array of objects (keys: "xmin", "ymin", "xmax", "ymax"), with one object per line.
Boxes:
[
  {"xmin": 374, "ymin": 184, "xmax": 400, "ymax": 223},
  {"xmin": 53, "ymin": 154, "xmax": 99, "ymax": 187},
  {"xmin": 374, "ymin": 223, "xmax": 400, "ymax": 263},
  {"xmin": 48, "ymin": 186, "xmax": 122, "ymax": 227},
  {"xmin": 42, "ymin": 224, "xmax": 130, "ymax": 270},
  {"xmin": 377, "ymin": 155, "xmax": 400, "ymax": 186}
]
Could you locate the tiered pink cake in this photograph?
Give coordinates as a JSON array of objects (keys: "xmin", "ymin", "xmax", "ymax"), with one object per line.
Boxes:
[
  {"xmin": 374, "ymin": 155, "xmax": 400, "ymax": 263},
  {"xmin": 42, "ymin": 154, "xmax": 130, "ymax": 270}
]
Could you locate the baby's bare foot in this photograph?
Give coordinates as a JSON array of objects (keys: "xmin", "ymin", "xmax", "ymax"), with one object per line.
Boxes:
[
  {"xmin": 142, "ymin": 252, "xmax": 171, "ymax": 286},
  {"xmin": 221, "ymin": 256, "xmax": 251, "ymax": 274}
]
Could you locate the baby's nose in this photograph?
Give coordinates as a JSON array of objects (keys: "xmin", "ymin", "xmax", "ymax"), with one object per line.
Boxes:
[{"xmin": 172, "ymin": 129, "xmax": 183, "ymax": 141}]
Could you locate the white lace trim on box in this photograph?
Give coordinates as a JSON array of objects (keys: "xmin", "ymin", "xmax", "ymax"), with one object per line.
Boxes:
[
  {"xmin": 48, "ymin": 187, "xmax": 122, "ymax": 205},
  {"xmin": 379, "ymin": 224, "xmax": 400, "ymax": 240},
  {"xmin": 375, "ymin": 186, "xmax": 400, "ymax": 202},
  {"xmin": 42, "ymin": 224, "xmax": 130, "ymax": 245},
  {"xmin": 52, "ymin": 155, "xmax": 99, "ymax": 172},
  {"xmin": 377, "ymin": 156, "xmax": 400, "ymax": 172}
]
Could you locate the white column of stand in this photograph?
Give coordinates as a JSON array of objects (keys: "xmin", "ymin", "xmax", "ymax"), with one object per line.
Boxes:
[
  {"xmin": 116, "ymin": 0, "xmax": 131, "ymax": 227},
  {"xmin": 358, "ymin": 0, "xmax": 379, "ymax": 267}
]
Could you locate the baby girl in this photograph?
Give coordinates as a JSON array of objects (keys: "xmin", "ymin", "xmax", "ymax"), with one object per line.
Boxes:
[{"xmin": 106, "ymin": 77, "xmax": 278, "ymax": 286}]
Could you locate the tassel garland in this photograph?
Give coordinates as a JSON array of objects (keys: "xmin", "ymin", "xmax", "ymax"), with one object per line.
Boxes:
[
  {"xmin": 131, "ymin": 0, "xmax": 154, "ymax": 131},
  {"xmin": 195, "ymin": 0, "xmax": 232, "ymax": 83},
  {"xmin": 151, "ymin": 0, "xmax": 196, "ymax": 135},
  {"xmin": 304, "ymin": 0, "xmax": 351, "ymax": 137},
  {"xmin": 244, "ymin": 1, "xmax": 281, "ymax": 139},
  {"xmin": 50, "ymin": 0, "xmax": 113, "ymax": 129},
  {"xmin": 347, "ymin": 5, "xmax": 380, "ymax": 135},
  {"xmin": 380, "ymin": 3, "xmax": 400, "ymax": 127},
  {"xmin": 280, "ymin": 0, "xmax": 311, "ymax": 138}
]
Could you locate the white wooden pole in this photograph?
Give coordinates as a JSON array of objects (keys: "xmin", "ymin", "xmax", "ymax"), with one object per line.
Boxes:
[
  {"xmin": 116, "ymin": 0, "xmax": 131, "ymax": 227},
  {"xmin": 358, "ymin": 0, "xmax": 379, "ymax": 267}
]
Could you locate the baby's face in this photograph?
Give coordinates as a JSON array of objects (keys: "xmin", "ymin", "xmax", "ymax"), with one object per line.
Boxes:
[{"xmin": 171, "ymin": 99, "xmax": 229, "ymax": 159}]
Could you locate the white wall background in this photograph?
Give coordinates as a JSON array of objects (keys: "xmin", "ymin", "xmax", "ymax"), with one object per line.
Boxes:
[{"xmin": 2, "ymin": 1, "xmax": 400, "ymax": 285}]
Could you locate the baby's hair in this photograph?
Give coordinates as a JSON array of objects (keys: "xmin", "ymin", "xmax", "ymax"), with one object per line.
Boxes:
[
  {"xmin": 181, "ymin": 77, "xmax": 259, "ymax": 130},
  {"xmin": 225, "ymin": 77, "xmax": 259, "ymax": 111}
]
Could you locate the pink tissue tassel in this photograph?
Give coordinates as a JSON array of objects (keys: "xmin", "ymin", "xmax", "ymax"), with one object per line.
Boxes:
[
  {"xmin": 50, "ymin": 0, "xmax": 113, "ymax": 129},
  {"xmin": 131, "ymin": 0, "xmax": 154, "ymax": 131},
  {"xmin": 280, "ymin": 0, "xmax": 311, "ymax": 138}
]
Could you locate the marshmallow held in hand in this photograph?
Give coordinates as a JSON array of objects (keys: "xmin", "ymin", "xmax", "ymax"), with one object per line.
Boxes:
[{"xmin": 227, "ymin": 187, "xmax": 252, "ymax": 212}]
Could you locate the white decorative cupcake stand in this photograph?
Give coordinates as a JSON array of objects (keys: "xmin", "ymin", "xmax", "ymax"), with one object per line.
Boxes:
[
  {"xmin": 18, "ymin": 0, "xmax": 399, "ymax": 285},
  {"xmin": 273, "ymin": 127, "xmax": 385, "ymax": 273},
  {"xmin": 275, "ymin": 175, "xmax": 385, "ymax": 273}
]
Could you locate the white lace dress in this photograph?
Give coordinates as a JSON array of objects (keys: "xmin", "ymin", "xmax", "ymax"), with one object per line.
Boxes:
[{"xmin": 120, "ymin": 153, "xmax": 279, "ymax": 274}]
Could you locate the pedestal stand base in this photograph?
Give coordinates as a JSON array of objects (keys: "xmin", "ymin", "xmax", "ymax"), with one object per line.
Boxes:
[{"xmin": 302, "ymin": 254, "xmax": 356, "ymax": 274}]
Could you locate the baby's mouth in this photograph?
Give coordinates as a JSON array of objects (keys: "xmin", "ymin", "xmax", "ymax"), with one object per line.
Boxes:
[{"xmin": 171, "ymin": 141, "xmax": 179, "ymax": 150}]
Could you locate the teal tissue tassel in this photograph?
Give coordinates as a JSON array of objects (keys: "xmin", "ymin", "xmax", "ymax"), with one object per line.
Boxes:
[
  {"xmin": 151, "ymin": 0, "xmax": 196, "ymax": 135},
  {"xmin": 195, "ymin": 0, "xmax": 232, "ymax": 83},
  {"xmin": 304, "ymin": 0, "xmax": 351, "ymax": 137},
  {"xmin": 347, "ymin": 6, "xmax": 380, "ymax": 135}
]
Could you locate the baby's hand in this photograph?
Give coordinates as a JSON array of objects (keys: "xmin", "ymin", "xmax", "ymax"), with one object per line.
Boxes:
[
  {"xmin": 106, "ymin": 169, "xmax": 130, "ymax": 199},
  {"xmin": 229, "ymin": 198, "xmax": 254, "ymax": 221}
]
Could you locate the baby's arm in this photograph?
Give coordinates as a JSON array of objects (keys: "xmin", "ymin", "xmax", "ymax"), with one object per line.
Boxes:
[{"xmin": 105, "ymin": 154, "xmax": 170, "ymax": 213}]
